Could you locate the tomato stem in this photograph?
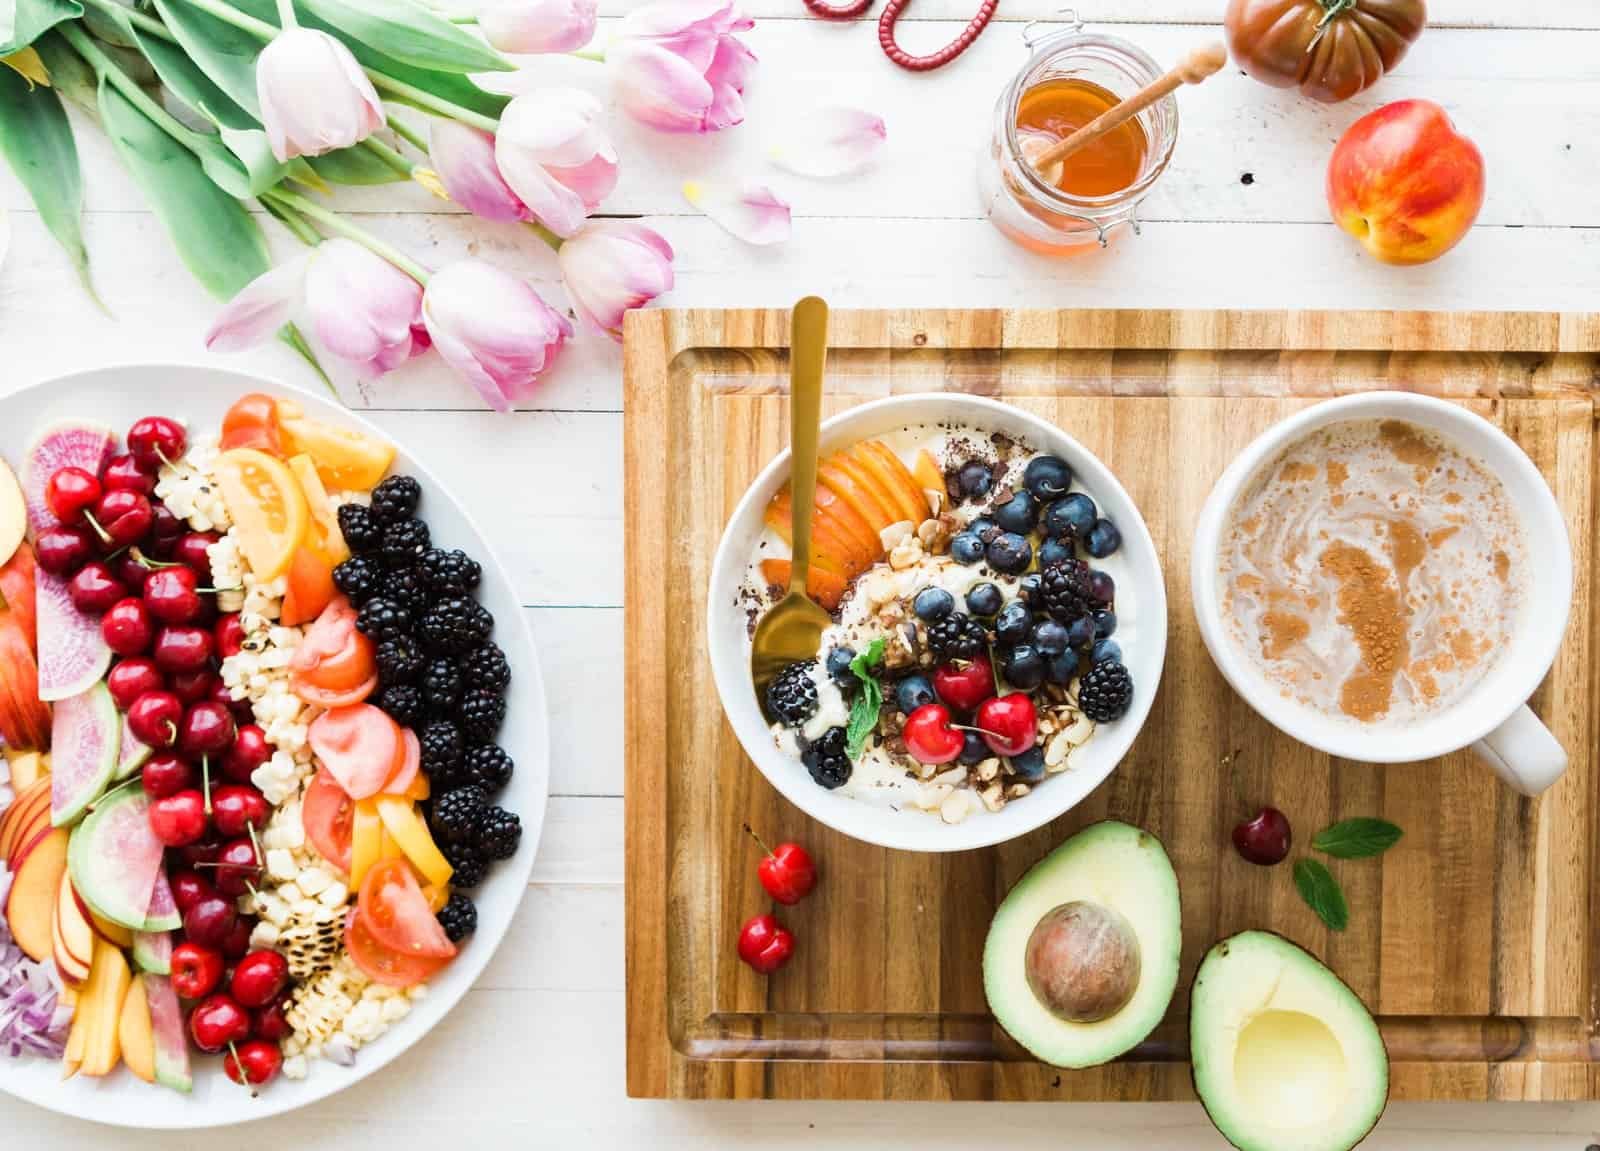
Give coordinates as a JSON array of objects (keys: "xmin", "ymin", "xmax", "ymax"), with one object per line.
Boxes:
[{"xmin": 1308, "ymin": 0, "xmax": 1356, "ymax": 50}]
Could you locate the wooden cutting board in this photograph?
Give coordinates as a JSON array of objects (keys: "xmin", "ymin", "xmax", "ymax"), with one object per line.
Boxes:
[{"xmin": 622, "ymin": 308, "xmax": 1600, "ymax": 1102}]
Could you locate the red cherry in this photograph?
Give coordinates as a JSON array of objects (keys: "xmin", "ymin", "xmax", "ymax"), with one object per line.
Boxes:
[
  {"xmin": 736, "ymin": 913, "xmax": 795, "ymax": 974},
  {"xmin": 149, "ymin": 789, "xmax": 207, "ymax": 847},
  {"xmin": 102, "ymin": 454, "xmax": 156, "ymax": 495},
  {"xmin": 171, "ymin": 533, "xmax": 218, "ymax": 582},
  {"xmin": 214, "ymin": 613, "xmax": 246, "ymax": 660},
  {"xmin": 754, "ymin": 839, "xmax": 817, "ymax": 906},
  {"xmin": 212, "ymin": 785, "xmax": 269, "ymax": 838},
  {"xmin": 1232, "ymin": 806, "xmax": 1292, "ymax": 866},
  {"xmin": 178, "ymin": 701, "xmax": 235, "ymax": 758},
  {"xmin": 107, "ymin": 658, "xmax": 164, "ymax": 710},
  {"xmin": 219, "ymin": 914, "xmax": 254, "ymax": 958},
  {"xmin": 169, "ymin": 668, "xmax": 216, "ymax": 707},
  {"xmin": 931, "ymin": 655, "xmax": 997, "ymax": 713},
  {"xmin": 902, "ymin": 703, "xmax": 966, "ymax": 766},
  {"xmin": 101, "ymin": 597, "xmax": 154, "ymax": 655},
  {"xmin": 141, "ymin": 752, "xmax": 196, "ymax": 799},
  {"xmin": 188, "ymin": 993, "xmax": 249, "ymax": 1053},
  {"xmin": 92, "ymin": 489, "xmax": 154, "ymax": 550},
  {"xmin": 33, "ymin": 526, "xmax": 96, "ymax": 576},
  {"xmin": 252, "ymin": 995, "xmax": 291, "ymax": 1042},
  {"xmin": 170, "ymin": 941, "xmax": 225, "ymax": 1000},
  {"xmin": 169, "ymin": 869, "xmax": 216, "ymax": 915},
  {"xmin": 230, "ymin": 950, "xmax": 289, "ymax": 1008},
  {"xmin": 67, "ymin": 562, "xmax": 127, "ymax": 613},
  {"xmin": 150, "ymin": 504, "xmax": 184, "ymax": 550},
  {"xmin": 46, "ymin": 466, "xmax": 101, "ymax": 524},
  {"xmin": 127, "ymin": 416, "xmax": 187, "ymax": 472},
  {"xmin": 144, "ymin": 566, "xmax": 205, "ymax": 625},
  {"xmin": 179, "ymin": 840, "xmax": 222, "ymax": 868},
  {"xmin": 153, "ymin": 625, "xmax": 214, "ymax": 674},
  {"xmin": 127, "ymin": 691, "xmax": 182, "ymax": 749},
  {"xmin": 112, "ymin": 551, "xmax": 156, "ymax": 595},
  {"xmin": 224, "ymin": 1039, "xmax": 282, "ymax": 1088},
  {"xmin": 213, "ymin": 838, "xmax": 261, "ymax": 898},
  {"xmin": 975, "ymin": 693, "xmax": 1038, "ymax": 758},
  {"xmin": 222, "ymin": 724, "xmax": 270, "ymax": 784},
  {"xmin": 211, "ymin": 678, "xmax": 253, "ymax": 726},
  {"xmin": 182, "ymin": 896, "xmax": 238, "ymax": 950}
]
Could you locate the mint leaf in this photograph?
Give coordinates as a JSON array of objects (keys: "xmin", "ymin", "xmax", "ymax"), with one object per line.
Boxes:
[
  {"xmin": 1292, "ymin": 858, "xmax": 1349, "ymax": 932},
  {"xmin": 1312, "ymin": 818, "xmax": 1403, "ymax": 860},
  {"xmin": 844, "ymin": 639, "xmax": 886, "ymax": 760},
  {"xmin": 849, "ymin": 638, "xmax": 885, "ymax": 681}
]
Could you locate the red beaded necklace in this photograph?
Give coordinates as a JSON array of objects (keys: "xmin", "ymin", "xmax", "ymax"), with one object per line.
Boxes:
[{"xmin": 800, "ymin": 0, "xmax": 998, "ymax": 71}]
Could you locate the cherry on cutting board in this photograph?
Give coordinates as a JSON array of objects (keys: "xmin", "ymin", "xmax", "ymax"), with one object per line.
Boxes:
[
  {"xmin": 903, "ymin": 703, "xmax": 966, "ymax": 765},
  {"xmin": 736, "ymin": 913, "xmax": 795, "ymax": 974},
  {"xmin": 744, "ymin": 825, "xmax": 816, "ymax": 905},
  {"xmin": 975, "ymin": 693, "xmax": 1037, "ymax": 758},
  {"xmin": 1232, "ymin": 806, "xmax": 1292, "ymax": 866}
]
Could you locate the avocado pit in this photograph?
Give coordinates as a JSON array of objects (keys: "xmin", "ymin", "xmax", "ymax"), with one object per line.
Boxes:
[{"xmin": 1024, "ymin": 900, "xmax": 1140, "ymax": 1023}]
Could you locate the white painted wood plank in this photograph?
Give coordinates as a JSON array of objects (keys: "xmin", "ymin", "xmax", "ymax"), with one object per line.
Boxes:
[{"xmin": 530, "ymin": 796, "xmax": 624, "ymax": 882}]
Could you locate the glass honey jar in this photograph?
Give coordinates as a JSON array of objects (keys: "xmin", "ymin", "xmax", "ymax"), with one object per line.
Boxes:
[{"xmin": 978, "ymin": 16, "xmax": 1178, "ymax": 254}]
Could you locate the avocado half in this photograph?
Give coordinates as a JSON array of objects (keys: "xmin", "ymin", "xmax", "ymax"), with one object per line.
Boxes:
[
  {"xmin": 983, "ymin": 821, "xmax": 1181, "ymax": 1069},
  {"xmin": 1190, "ymin": 931, "xmax": 1389, "ymax": 1151}
]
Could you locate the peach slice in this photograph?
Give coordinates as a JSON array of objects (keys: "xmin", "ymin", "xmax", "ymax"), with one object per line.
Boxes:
[
  {"xmin": 764, "ymin": 493, "xmax": 868, "ymax": 576},
  {"xmin": 912, "ymin": 450, "xmax": 947, "ymax": 507},
  {"xmin": 0, "ymin": 776, "xmax": 50, "ymax": 863},
  {"xmin": 819, "ymin": 460, "xmax": 896, "ymax": 535},
  {"xmin": 119, "ymin": 975, "xmax": 156, "ymax": 1084},
  {"xmin": 6, "ymin": 827, "xmax": 67, "ymax": 962},
  {"xmin": 54, "ymin": 871, "xmax": 94, "ymax": 982},
  {"xmin": 857, "ymin": 441, "xmax": 933, "ymax": 522},
  {"xmin": 79, "ymin": 936, "xmax": 130, "ymax": 1077},
  {"xmin": 761, "ymin": 559, "xmax": 846, "ymax": 612},
  {"xmin": 839, "ymin": 446, "xmax": 919, "ymax": 527}
]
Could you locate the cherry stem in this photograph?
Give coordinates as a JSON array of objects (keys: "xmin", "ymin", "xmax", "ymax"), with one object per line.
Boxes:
[
  {"xmin": 742, "ymin": 823, "xmax": 775, "ymax": 860},
  {"xmin": 155, "ymin": 446, "xmax": 178, "ymax": 471},
  {"xmin": 202, "ymin": 755, "xmax": 213, "ymax": 815},
  {"xmin": 85, "ymin": 774, "xmax": 141, "ymax": 811},
  {"xmin": 1224, "ymin": 748, "xmax": 1254, "ymax": 819},
  {"xmin": 130, "ymin": 547, "xmax": 180, "ymax": 570},
  {"xmin": 951, "ymin": 723, "xmax": 1002, "ymax": 739},
  {"xmin": 247, "ymin": 822, "xmax": 264, "ymax": 865},
  {"xmin": 83, "ymin": 511, "xmax": 111, "ymax": 546},
  {"xmin": 225, "ymin": 1040, "xmax": 259, "ymax": 1096}
]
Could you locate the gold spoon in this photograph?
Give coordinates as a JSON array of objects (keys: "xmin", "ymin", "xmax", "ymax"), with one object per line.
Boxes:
[{"xmin": 751, "ymin": 296, "xmax": 833, "ymax": 718}]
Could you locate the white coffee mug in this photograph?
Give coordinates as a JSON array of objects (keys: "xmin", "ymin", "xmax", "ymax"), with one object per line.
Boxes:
[{"xmin": 1190, "ymin": 392, "xmax": 1573, "ymax": 796}]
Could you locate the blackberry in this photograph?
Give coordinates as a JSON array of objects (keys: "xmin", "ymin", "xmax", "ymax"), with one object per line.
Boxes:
[
  {"xmin": 375, "ymin": 636, "xmax": 425, "ymax": 685},
  {"xmin": 801, "ymin": 727, "xmax": 852, "ymax": 790},
  {"xmin": 381, "ymin": 517, "xmax": 431, "ymax": 567},
  {"xmin": 418, "ymin": 548, "xmax": 481, "ymax": 596},
  {"xmin": 370, "ymin": 475, "xmax": 421, "ymax": 523},
  {"xmin": 419, "ymin": 720, "xmax": 466, "ymax": 784},
  {"xmin": 463, "ymin": 744, "xmax": 513, "ymax": 793},
  {"xmin": 925, "ymin": 612, "xmax": 986, "ymax": 660},
  {"xmin": 376, "ymin": 684, "xmax": 423, "ymax": 728},
  {"xmin": 337, "ymin": 504, "xmax": 383, "ymax": 555},
  {"xmin": 459, "ymin": 643, "xmax": 511, "ymax": 695},
  {"xmin": 1038, "ymin": 558, "xmax": 1096, "ymax": 625},
  {"xmin": 417, "ymin": 598, "xmax": 493, "ymax": 656},
  {"xmin": 443, "ymin": 842, "xmax": 486, "ymax": 889},
  {"xmin": 430, "ymin": 785, "xmax": 487, "ymax": 848},
  {"xmin": 475, "ymin": 807, "xmax": 521, "ymax": 861},
  {"xmin": 458, "ymin": 689, "xmax": 506, "ymax": 742},
  {"xmin": 436, "ymin": 893, "xmax": 477, "ymax": 942},
  {"xmin": 356, "ymin": 596, "xmax": 412, "ymax": 643},
  {"xmin": 421, "ymin": 658, "xmax": 464, "ymax": 716},
  {"xmin": 1078, "ymin": 660, "xmax": 1134, "ymax": 722},
  {"xmin": 765, "ymin": 660, "xmax": 817, "ymax": 726},
  {"xmin": 379, "ymin": 566, "xmax": 429, "ymax": 613},
  {"xmin": 331, "ymin": 555, "xmax": 383, "ymax": 605}
]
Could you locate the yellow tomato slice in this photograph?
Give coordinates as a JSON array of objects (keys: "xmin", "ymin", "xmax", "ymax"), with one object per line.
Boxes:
[
  {"xmin": 374, "ymin": 795, "xmax": 453, "ymax": 888},
  {"xmin": 287, "ymin": 454, "xmax": 351, "ymax": 566},
  {"xmin": 215, "ymin": 449, "xmax": 309, "ymax": 581},
  {"xmin": 279, "ymin": 415, "xmax": 395, "ymax": 493},
  {"xmin": 350, "ymin": 800, "xmax": 383, "ymax": 890}
]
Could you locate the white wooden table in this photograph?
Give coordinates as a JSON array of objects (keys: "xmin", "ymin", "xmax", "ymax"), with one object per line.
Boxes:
[{"xmin": 3, "ymin": 2, "xmax": 1599, "ymax": 1145}]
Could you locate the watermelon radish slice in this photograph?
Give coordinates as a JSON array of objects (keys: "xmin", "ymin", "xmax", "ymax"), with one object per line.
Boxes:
[
  {"xmin": 132, "ymin": 927, "xmax": 173, "ymax": 974},
  {"xmin": 66, "ymin": 781, "xmax": 164, "ymax": 931},
  {"xmin": 142, "ymin": 866, "xmax": 180, "ymax": 933},
  {"xmin": 22, "ymin": 422, "xmax": 116, "ymax": 701},
  {"xmin": 50, "ymin": 683, "xmax": 119, "ymax": 826},
  {"xmin": 113, "ymin": 715, "xmax": 152, "ymax": 782},
  {"xmin": 141, "ymin": 973, "xmax": 193, "ymax": 1093}
]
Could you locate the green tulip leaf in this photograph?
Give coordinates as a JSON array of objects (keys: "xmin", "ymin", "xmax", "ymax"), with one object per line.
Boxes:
[
  {"xmin": 31, "ymin": 30, "xmax": 97, "ymax": 116},
  {"xmin": 298, "ymin": 0, "xmax": 512, "ymax": 75},
  {"xmin": 79, "ymin": 0, "xmax": 135, "ymax": 47},
  {"xmin": 0, "ymin": 63, "xmax": 95, "ymax": 298},
  {"xmin": 127, "ymin": 18, "xmax": 255, "ymax": 130},
  {"xmin": 151, "ymin": 0, "xmax": 262, "ymax": 117},
  {"xmin": 306, "ymin": 143, "xmax": 407, "ymax": 185},
  {"xmin": 0, "ymin": 0, "xmax": 82, "ymax": 55}
]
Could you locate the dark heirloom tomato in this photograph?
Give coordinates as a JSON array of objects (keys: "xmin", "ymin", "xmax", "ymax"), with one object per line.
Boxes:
[{"xmin": 1224, "ymin": 0, "xmax": 1425, "ymax": 104}]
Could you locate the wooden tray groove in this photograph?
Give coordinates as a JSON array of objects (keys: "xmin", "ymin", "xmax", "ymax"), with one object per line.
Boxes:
[{"xmin": 624, "ymin": 309, "xmax": 1600, "ymax": 1102}]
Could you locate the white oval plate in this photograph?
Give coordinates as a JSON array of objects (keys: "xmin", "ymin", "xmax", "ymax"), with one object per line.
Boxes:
[{"xmin": 0, "ymin": 365, "xmax": 549, "ymax": 1128}]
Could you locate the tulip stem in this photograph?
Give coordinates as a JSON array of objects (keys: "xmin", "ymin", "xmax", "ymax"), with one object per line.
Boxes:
[
  {"xmin": 263, "ymin": 188, "xmax": 432, "ymax": 285},
  {"xmin": 570, "ymin": 46, "xmax": 606, "ymax": 62},
  {"xmin": 276, "ymin": 0, "xmax": 298, "ymax": 29},
  {"xmin": 524, "ymin": 220, "xmax": 564, "ymax": 251},
  {"xmin": 386, "ymin": 117, "xmax": 431, "ymax": 156},
  {"xmin": 166, "ymin": 0, "xmax": 279, "ymax": 42},
  {"xmin": 60, "ymin": 24, "xmax": 200, "ymax": 153},
  {"xmin": 367, "ymin": 71, "xmax": 500, "ymax": 134},
  {"xmin": 79, "ymin": 0, "xmax": 178, "ymax": 42},
  {"xmin": 361, "ymin": 135, "xmax": 415, "ymax": 178},
  {"xmin": 261, "ymin": 196, "xmax": 324, "ymax": 246}
]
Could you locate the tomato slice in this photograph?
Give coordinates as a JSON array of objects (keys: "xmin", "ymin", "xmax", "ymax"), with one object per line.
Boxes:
[
  {"xmin": 309, "ymin": 705, "xmax": 400, "ymax": 800},
  {"xmin": 291, "ymin": 597, "xmax": 376, "ymax": 693},
  {"xmin": 280, "ymin": 545, "xmax": 337, "ymax": 628},
  {"xmin": 220, "ymin": 393, "xmax": 283, "ymax": 454},
  {"xmin": 357, "ymin": 859, "xmax": 457, "ymax": 960},
  {"xmin": 384, "ymin": 729, "xmax": 421, "ymax": 795},
  {"xmin": 301, "ymin": 768, "xmax": 354, "ymax": 873},
  {"xmin": 345, "ymin": 908, "xmax": 450, "ymax": 988},
  {"xmin": 291, "ymin": 671, "xmax": 377, "ymax": 709}
]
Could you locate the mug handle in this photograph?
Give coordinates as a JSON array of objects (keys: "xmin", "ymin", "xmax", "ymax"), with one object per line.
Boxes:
[{"xmin": 1471, "ymin": 704, "xmax": 1568, "ymax": 797}]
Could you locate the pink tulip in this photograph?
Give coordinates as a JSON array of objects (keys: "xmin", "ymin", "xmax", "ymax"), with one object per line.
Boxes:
[
  {"xmin": 256, "ymin": 28, "xmax": 385, "ymax": 161},
  {"xmin": 608, "ymin": 0, "xmax": 755, "ymax": 134},
  {"xmin": 428, "ymin": 121, "xmax": 531, "ymax": 223},
  {"xmin": 558, "ymin": 220, "xmax": 675, "ymax": 340},
  {"xmin": 422, "ymin": 260, "xmax": 574, "ymax": 411},
  {"xmin": 205, "ymin": 239, "xmax": 427, "ymax": 380},
  {"xmin": 477, "ymin": 0, "xmax": 598, "ymax": 53},
  {"xmin": 494, "ymin": 88, "xmax": 617, "ymax": 238}
]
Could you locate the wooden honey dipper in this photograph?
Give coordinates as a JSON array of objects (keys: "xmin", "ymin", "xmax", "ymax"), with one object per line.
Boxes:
[{"xmin": 1028, "ymin": 42, "xmax": 1228, "ymax": 185}]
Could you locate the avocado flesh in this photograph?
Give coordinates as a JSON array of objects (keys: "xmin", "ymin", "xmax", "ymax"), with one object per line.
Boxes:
[
  {"xmin": 1191, "ymin": 931, "xmax": 1389, "ymax": 1151},
  {"xmin": 983, "ymin": 821, "xmax": 1181, "ymax": 1069}
]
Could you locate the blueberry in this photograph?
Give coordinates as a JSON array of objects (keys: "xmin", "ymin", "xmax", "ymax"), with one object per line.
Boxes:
[
  {"xmin": 1067, "ymin": 616, "xmax": 1096, "ymax": 651},
  {"xmin": 1088, "ymin": 570, "xmax": 1115, "ymax": 605},
  {"xmin": 958, "ymin": 731, "xmax": 989, "ymax": 765},
  {"xmin": 825, "ymin": 646, "xmax": 856, "ymax": 687},
  {"xmin": 993, "ymin": 491, "xmax": 1039, "ymax": 535},
  {"xmin": 1002, "ymin": 643, "xmax": 1046, "ymax": 690},
  {"xmin": 986, "ymin": 532, "xmax": 1033, "ymax": 575},
  {"xmin": 965, "ymin": 582, "xmax": 1003, "ymax": 617},
  {"xmin": 1018, "ymin": 572, "xmax": 1043, "ymax": 604},
  {"xmin": 950, "ymin": 533, "xmax": 986, "ymax": 565},
  {"xmin": 1092, "ymin": 608, "xmax": 1117, "ymax": 639},
  {"xmin": 967, "ymin": 515, "xmax": 998, "ymax": 541},
  {"xmin": 1009, "ymin": 747, "xmax": 1047, "ymax": 781},
  {"xmin": 1038, "ymin": 537, "xmax": 1074, "ymax": 569},
  {"xmin": 1031, "ymin": 619, "xmax": 1070, "ymax": 656},
  {"xmin": 1084, "ymin": 518, "xmax": 1122, "ymax": 558},
  {"xmin": 913, "ymin": 587, "xmax": 955, "ymax": 621},
  {"xmin": 1091, "ymin": 639, "xmax": 1123, "ymax": 664},
  {"xmin": 1044, "ymin": 493, "xmax": 1098, "ymax": 539},
  {"xmin": 1046, "ymin": 650, "xmax": 1079, "ymax": 685},
  {"xmin": 1023, "ymin": 455, "xmax": 1073, "ymax": 501},
  {"xmin": 955, "ymin": 461, "xmax": 993, "ymax": 499},
  {"xmin": 896, "ymin": 675, "xmax": 936, "ymax": 714},
  {"xmin": 995, "ymin": 602, "xmax": 1033, "ymax": 645}
]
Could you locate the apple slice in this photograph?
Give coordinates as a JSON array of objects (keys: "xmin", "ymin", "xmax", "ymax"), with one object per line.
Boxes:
[
  {"xmin": 857, "ymin": 441, "xmax": 933, "ymax": 522},
  {"xmin": 118, "ymin": 975, "xmax": 155, "ymax": 1084},
  {"xmin": 5, "ymin": 826, "xmax": 68, "ymax": 962},
  {"xmin": 5, "ymin": 796, "xmax": 51, "ymax": 873},
  {"xmin": 52, "ymin": 897, "xmax": 90, "ymax": 985},
  {"xmin": 0, "ymin": 458, "xmax": 26, "ymax": 570},
  {"xmin": 0, "ymin": 776, "xmax": 50, "ymax": 862},
  {"xmin": 55, "ymin": 871, "xmax": 95, "ymax": 977}
]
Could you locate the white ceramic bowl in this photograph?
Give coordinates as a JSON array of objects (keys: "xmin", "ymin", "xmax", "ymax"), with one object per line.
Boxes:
[
  {"xmin": 0, "ymin": 365, "xmax": 549, "ymax": 1128},
  {"xmin": 707, "ymin": 394, "xmax": 1167, "ymax": 853}
]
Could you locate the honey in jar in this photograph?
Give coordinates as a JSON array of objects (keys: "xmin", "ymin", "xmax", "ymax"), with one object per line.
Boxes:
[{"xmin": 1015, "ymin": 78, "xmax": 1148, "ymax": 199}]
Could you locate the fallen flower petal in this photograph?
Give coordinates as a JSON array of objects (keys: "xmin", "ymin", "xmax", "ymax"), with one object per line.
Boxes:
[
  {"xmin": 770, "ymin": 106, "xmax": 887, "ymax": 178},
  {"xmin": 204, "ymin": 254, "xmax": 311, "ymax": 352},
  {"xmin": 558, "ymin": 220, "xmax": 675, "ymax": 340},
  {"xmin": 422, "ymin": 259, "xmax": 574, "ymax": 411},
  {"xmin": 682, "ymin": 180, "xmax": 791, "ymax": 245}
]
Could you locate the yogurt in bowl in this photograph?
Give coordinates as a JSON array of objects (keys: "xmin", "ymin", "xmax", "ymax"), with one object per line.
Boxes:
[{"xmin": 708, "ymin": 394, "xmax": 1168, "ymax": 854}]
